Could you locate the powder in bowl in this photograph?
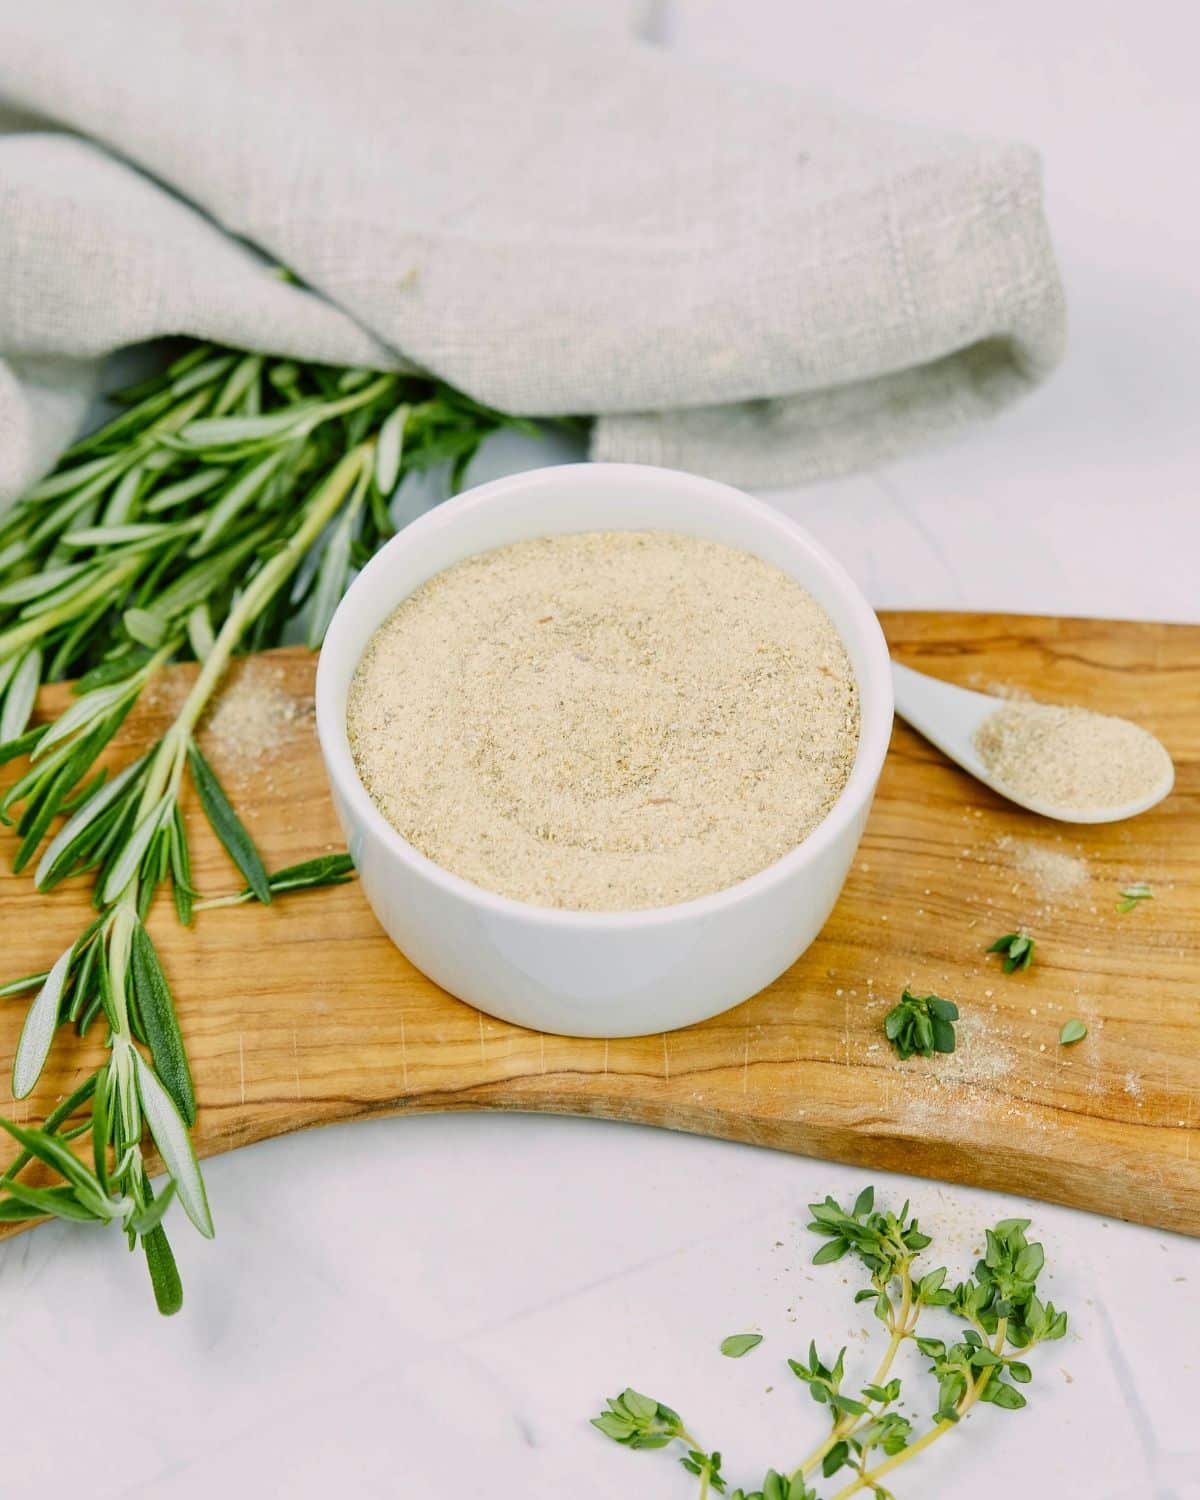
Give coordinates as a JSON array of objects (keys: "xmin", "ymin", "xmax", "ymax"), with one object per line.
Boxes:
[
  {"xmin": 974, "ymin": 700, "xmax": 1172, "ymax": 814},
  {"xmin": 346, "ymin": 531, "xmax": 860, "ymax": 911}
]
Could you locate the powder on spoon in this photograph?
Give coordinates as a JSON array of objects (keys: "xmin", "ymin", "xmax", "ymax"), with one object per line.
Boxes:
[
  {"xmin": 974, "ymin": 701, "xmax": 1171, "ymax": 814},
  {"xmin": 347, "ymin": 531, "xmax": 860, "ymax": 911}
]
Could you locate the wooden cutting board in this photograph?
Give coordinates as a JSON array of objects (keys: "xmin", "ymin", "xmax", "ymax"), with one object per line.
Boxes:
[{"xmin": 2, "ymin": 614, "xmax": 1197, "ymax": 1238}]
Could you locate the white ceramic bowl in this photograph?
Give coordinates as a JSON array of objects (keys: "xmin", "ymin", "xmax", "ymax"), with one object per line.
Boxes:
[{"xmin": 315, "ymin": 463, "xmax": 893, "ymax": 1038}]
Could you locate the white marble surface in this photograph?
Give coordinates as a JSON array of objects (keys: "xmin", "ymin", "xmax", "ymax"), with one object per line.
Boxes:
[{"xmin": 4, "ymin": 4, "xmax": 1200, "ymax": 1498}]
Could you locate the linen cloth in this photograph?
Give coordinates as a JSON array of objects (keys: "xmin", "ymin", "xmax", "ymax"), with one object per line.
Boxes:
[{"xmin": 0, "ymin": 0, "xmax": 1065, "ymax": 503}]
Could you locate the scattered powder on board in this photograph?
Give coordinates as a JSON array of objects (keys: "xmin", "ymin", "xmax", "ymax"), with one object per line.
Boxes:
[
  {"xmin": 974, "ymin": 701, "xmax": 1170, "ymax": 813},
  {"xmin": 347, "ymin": 531, "xmax": 860, "ymax": 911},
  {"xmin": 994, "ymin": 834, "xmax": 1089, "ymax": 900},
  {"xmin": 202, "ymin": 661, "xmax": 310, "ymax": 774}
]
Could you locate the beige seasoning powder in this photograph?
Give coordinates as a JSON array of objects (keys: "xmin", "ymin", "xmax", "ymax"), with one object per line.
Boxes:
[
  {"xmin": 974, "ymin": 701, "xmax": 1171, "ymax": 812},
  {"xmin": 347, "ymin": 531, "xmax": 859, "ymax": 911}
]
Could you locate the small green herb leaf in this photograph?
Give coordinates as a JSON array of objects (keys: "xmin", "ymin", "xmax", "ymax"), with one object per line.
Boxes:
[
  {"xmin": 1059, "ymin": 1018, "xmax": 1088, "ymax": 1046},
  {"xmin": 1116, "ymin": 881, "xmax": 1153, "ymax": 913},
  {"xmin": 720, "ymin": 1333, "xmax": 764, "ymax": 1358},
  {"xmin": 884, "ymin": 989, "xmax": 959, "ymax": 1060},
  {"xmin": 986, "ymin": 931, "xmax": 1035, "ymax": 973},
  {"xmin": 590, "ymin": 1389, "xmax": 683, "ymax": 1450},
  {"xmin": 980, "ymin": 1379, "xmax": 1027, "ymax": 1410},
  {"xmin": 822, "ymin": 1439, "xmax": 850, "ymax": 1477}
]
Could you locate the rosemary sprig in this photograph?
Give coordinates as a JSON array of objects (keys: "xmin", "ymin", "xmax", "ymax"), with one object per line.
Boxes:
[
  {"xmin": 592, "ymin": 1188, "xmax": 1069, "ymax": 1499},
  {"xmin": 0, "ymin": 344, "xmax": 530, "ymax": 1312}
]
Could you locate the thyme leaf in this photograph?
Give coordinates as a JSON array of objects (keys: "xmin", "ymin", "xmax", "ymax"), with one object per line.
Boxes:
[
  {"xmin": 1116, "ymin": 882, "xmax": 1153, "ymax": 913},
  {"xmin": 721, "ymin": 1333, "xmax": 764, "ymax": 1359}
]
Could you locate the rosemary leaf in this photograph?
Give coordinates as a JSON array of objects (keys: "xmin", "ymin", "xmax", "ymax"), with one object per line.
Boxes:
[
  {"xmin": 1, "ymin": 1179, "xmax": 102, "ymax": 1223},
  {"xmin": 186, "ymin": 741, "xmax": 271, "ymax": 903},
  {"xmin": 0, "ymin": 1117, "xmax": 109, "ymax": 1212},
  {"xmin": 130, "ymin": 920, "xmax": 196, "ymax": 1125},
  {"xmin": 35, "ymin": 752, "xmax": 150, "ymax": 889},
  {"xmin": 130, "ymin": 1178, "xmax": 177, "ymax": 1237},
  {"xmin": 11, "ymin": 946, "xmax": 72, "ymax": 1100},
  {"xmin": 142, "ymin": 1221, "xmax": 184, "ymax": 1315},
  {"xmin": 99, "ymin": 794, "xmax": 172, "ymax": 905},
  {"xmin": 0, "ymin": 646, "xmax": 41, "ymax": 743},
  {"xmin": 132, "ymin": 1050, "xmax": 213, "ymax": 1240},
  {"xmin": 169, "ymin": 805, "xmax": 195, "ymax": 925},
  {"xmin": 92, "ymin": 1063, "xmax": 111, "ymax": 1194},
  {"xmin": 0, "ymin": 969, "xmax": 49, "ymax": 999},
  {"xmin": 374, "ymin": 403, "xmax": 408, "ymax": 495}
]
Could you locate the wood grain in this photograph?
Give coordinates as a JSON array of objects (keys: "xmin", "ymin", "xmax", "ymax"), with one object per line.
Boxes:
[{"xmin": 2, "ymin": 614, "xmax": 1197, "ymax": 1237}]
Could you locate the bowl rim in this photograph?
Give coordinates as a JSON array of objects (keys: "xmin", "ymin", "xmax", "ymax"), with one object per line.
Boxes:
[{"xmin": 315, "ymin": 461, "xmax": 893, "ymax": 930}]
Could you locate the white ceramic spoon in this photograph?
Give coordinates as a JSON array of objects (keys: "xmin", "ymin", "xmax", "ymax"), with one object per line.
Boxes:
[{"xmin": 891, "ymin": 662, "xmax": 1175, "ymax": 824}]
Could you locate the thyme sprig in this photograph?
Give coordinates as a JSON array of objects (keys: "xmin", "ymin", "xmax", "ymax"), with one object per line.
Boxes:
[
  {"xmin": 883, "ymin": 991, "xmax": 958, "ymax": 1061},
  {"xmin": 592, "ymin": 1187, "xmax": 1069, "ymax": 1499},
  {"xmin": 986, "ymin": 931, "xmax": 1034, "ymax": 973},
  {"xmin": 0, "ymin": 344, "xmax": 528, "ymax": 1311}
]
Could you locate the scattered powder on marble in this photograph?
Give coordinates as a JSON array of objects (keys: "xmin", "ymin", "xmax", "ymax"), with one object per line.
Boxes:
[
  {"xmin": 975, "ymin": 700, "xmax": 1170, "ymax": 813},
  {"xmin": 347, "ymin": 531, "xmax": 860, "ymax": 911}
]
